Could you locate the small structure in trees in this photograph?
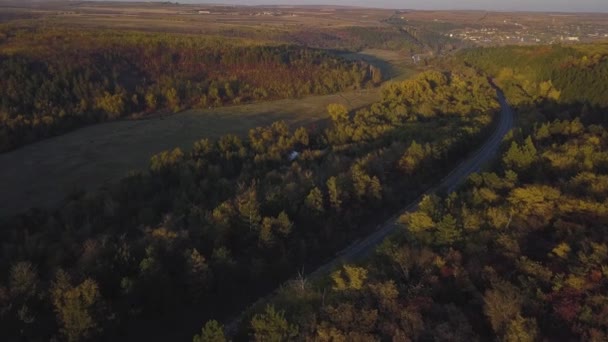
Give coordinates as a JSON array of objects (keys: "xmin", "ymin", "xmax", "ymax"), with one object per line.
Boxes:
[{"xmin": 288, "ymin": 151, "xmax": 299, "ymax": 161}]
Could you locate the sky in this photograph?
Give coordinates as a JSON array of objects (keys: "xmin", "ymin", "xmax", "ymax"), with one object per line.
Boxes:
[{"xmin": 172, "ymin": 0, "xmax": 608, "ymax": 12}]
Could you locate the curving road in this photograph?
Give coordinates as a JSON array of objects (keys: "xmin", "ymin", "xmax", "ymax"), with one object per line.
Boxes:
[
  {"xmin": 226, "ymin": 86, "xmax": 515, "ymax": 334},
  {"xmin": 310, "ymin": 86, "xmax": 514, "ymax": 275}
]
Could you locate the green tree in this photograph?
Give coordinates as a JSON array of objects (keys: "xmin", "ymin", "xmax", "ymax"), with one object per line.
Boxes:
[
  {"xmin": 503, "ymin": 137, "xmax": 537, "ymax": 171},
  {"xmin": 434, "ymin": 214, "xmax": 460, "ymax": 245},
  {"xmin": 250, "ymin": 305, "xmax": 298, "ymax": 342},
  {"xmin": 193, "ymin": 320, "xmax": 226, "ymax": 342}
]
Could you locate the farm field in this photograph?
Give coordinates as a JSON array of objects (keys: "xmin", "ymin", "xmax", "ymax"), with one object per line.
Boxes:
[{"xmin": 0, "ymin": 52, "xmax": 416, "ymax": 217}]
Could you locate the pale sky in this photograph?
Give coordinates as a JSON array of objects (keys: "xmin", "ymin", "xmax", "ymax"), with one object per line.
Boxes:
[{"xmin": 172, "ymin": 0, "xmax": 608, "ymax": 12}]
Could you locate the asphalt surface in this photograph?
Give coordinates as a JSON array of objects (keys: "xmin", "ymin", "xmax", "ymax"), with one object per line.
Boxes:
[
  {"xmin": 312, "ymin": 86, "xmax": 515, "ymax": 274},
  {"xmin": 226, "ymin": 87, "xmax": 515, "ymax": 333}
]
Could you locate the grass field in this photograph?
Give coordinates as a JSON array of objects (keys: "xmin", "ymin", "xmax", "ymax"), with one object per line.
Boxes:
[
  {"xmin": 0, "ymin": 2, "xmax": 394, "ymax": 35},
  {"xmin": 0, "ymin": 52, "xmax": 416, "ymax": 217}
]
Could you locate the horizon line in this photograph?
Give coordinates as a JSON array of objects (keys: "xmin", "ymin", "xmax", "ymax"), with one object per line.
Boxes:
[{"xmin": 77, "ymin": 1, "xmax": 608, "ymax": 14}]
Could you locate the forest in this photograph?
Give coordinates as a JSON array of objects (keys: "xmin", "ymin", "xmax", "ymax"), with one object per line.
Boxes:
[
  {"xmin": 0, "ymin": 26, "xmax": 381, "ymax": 152},
  {"xmin": 223, "ymin": 45, "xmax": 608, "ymax": 341},
  {"xmin": 455, "ymin": 44, "xmax": 608, "ymax": 107},
  {"xmin": 283, "ymin": 25, "xmax": 460, "ymax": 54},
  {"xmin": 2, "ymin": 10, "xmax": 607, "ymax": 339},
  {"xmin": 0, "ymin": 67, "xmax": 499, "ymax": 341}
]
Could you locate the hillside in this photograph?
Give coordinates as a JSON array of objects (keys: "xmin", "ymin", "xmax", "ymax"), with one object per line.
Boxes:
[{"xmin": 228, "ymin": 44, "xmax": 608, "ymax": 342}]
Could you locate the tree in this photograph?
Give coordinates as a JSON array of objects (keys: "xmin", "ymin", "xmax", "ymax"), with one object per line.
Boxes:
[
  {"xmin": 461, "ymin": 205, "xmax": 482, "ymax": 231},
  {"xmin": 193, "ymin": 320, "xmax": 226, "ymax": 342},
  {"xmin": 351, "ymin": 164, "xmax": 371, "ymax": 199},
  {"xmin": 327, "ymin": 177, "xmax": 343, "ymax": 211},
  {"xmin": 322, "ymin": 303, "xmax": 378, "ymax": 335},
  {"xmin": 503, "ymin": 137, "xmax": 537, "ymax": 171},
  {"xmin": 305, "ymin": 187, "xmax": 324, "ymax": 213},
  {"xmin": 164, "ymin": 87, "xmax": 181, "ymax": 113},
  {"xmin": 145, "ymin": 92, "xmax": 157, "ymax": 111},
  {"xmin": 399, "ymin": 141, "xmax": 425, "ymax": 175},
  {"xmin": 9, "ymin": 261, "xmax": 38, "ymax": 299},
  {"xmin": 293, "ymin": 127, "xmax": 309, "ymax": 147},
  {"xmin": 507, "ymin": 185, "xmax": 561, "ymax": 219},
  {"xmin": 192, "ymin": 138, "xmax": 213, "ymax": 158},
  {"xmin": 51, "ymin": 271, "xmax": 101, "ymax": 342},
  {"xmin": 8, "ymin": 261, "xmax": 40, "ymax": 329},
  {"xmin": 418, "ymin": 194, "xmax": 441, "ymax": 220},
  {"xmin": 402, "ymin": 211, "xmax": 435, "ymax": 233},
  {"xmin": 368, "ymin": 281, "xmax": 399, "ymax": 311},
  {"xmin": 369, "ymin": 176, "xmax": 382, "ymax": 200},
  {"xmin": 327, "ymin": 103, "xmax": 349, "ymax": 124},
  {"xmin": 95, "ymin": 91, "xmax": 125, "ymax": 119},
  {"xmin": 504, "ymin": 315, "xmax": 538, "ymax": 342},
  {"xmin": 434, "ymin": 214, "xmax": 460, "ymax": 245},
  {"xmin": 186, "ymin": 249, "xmax": 210, "ymax": 298},
  {"xmin": 259, "ymin": 212, "xmax": 293, "ymax": 246},
  {"xmin": 484, "ymin": 281, "xmax": 523, "ymax": 334},
  {"xmin": 236, "ymin": 185, "xmax": 261, "ymax": 231},
  {"xmin": 331, "ymin": 265, "xmax": 368, "ymax": 291},
  {"xmin": 250, "ymin": 305, "xmax": 298, "ymax": 342}
]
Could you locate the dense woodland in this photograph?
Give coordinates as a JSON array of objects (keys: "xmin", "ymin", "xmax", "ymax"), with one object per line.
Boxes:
[
  {"xmin": 284, "ymin": 25, "xmax": 459, "ymax": 54},
  {"xmin": 0, "ymin": 27, "xmax": 381, "ymax": 152},
  {"xmin": 214, "ymin": 21, "xmax": 459, "ymax": 54},
  {"xmin": 456, "ymin": 44, "xmax": 608, "ymax": 107},
  {"xmin": 226, "ymin": 45, "xmax": 608, "ymax": 341},
  {"xmin": 0, "ymin": 68, "xmax": 499, "ymax": 341}
]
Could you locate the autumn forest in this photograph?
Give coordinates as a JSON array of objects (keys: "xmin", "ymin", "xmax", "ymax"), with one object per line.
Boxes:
[{"xmin": 1, "ymin": 2, "xmax": 608, "ymax": 342}]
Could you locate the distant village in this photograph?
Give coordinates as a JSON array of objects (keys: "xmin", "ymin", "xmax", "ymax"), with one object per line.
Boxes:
[
  {"xmin": 445, "ymin": 19, "xmax": 608, "ymax": 45},
  {"xmin": 184, "ymin": 8, "xmax": 298, "ymax": 18}
]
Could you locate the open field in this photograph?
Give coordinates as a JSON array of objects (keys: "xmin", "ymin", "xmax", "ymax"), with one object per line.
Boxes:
[
  {"xmin": 0, "ymin": 1, "xmax": 395, "ymax": 34},
  {"xmin": 3, "ymin": 2, "xmax": 606, "ymax": 46},
  {"xmin": 0, "ymin": 2, "xmax": 437, "ymax": 54},
  {"xmin": 0, "ymin": 51, "xmax": 417, "ymax": 217}
]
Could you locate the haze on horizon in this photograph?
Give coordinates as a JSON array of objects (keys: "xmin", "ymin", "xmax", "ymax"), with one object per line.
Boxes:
[{"xmin": 170, "ymin": 0, "xmax": 607, "ymax": 13}]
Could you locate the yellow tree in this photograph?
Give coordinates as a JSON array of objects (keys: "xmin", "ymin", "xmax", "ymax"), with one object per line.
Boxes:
[{"xmin": 51, "ymin": 271, "xmax": 101, "ymax": 342}]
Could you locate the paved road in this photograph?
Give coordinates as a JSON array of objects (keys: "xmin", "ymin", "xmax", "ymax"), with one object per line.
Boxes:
[
  {"xmin": 226, "ymin": 87, "xmax": 514, "ymax": 333},
  {"xmin": 311, "ymin": 86, "xmax": 514, "ymax": 275}
]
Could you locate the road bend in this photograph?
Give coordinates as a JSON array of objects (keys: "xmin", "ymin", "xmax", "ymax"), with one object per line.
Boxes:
[{"xmin": 226, "ymin": 87, "xmax": 515, "ymax": 334}]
